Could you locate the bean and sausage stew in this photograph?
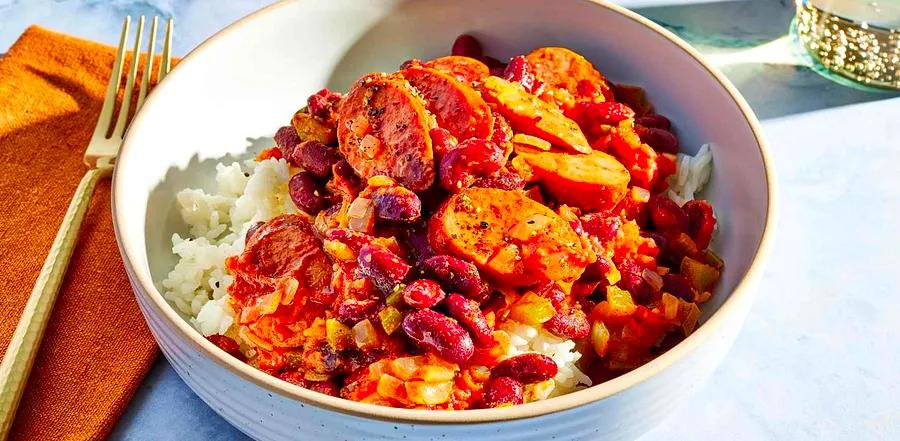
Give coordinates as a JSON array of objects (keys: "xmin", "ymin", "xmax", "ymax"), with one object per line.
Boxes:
[{"xmin": 208, "ymin": 35, "xmax": 722, "ymax": 409}]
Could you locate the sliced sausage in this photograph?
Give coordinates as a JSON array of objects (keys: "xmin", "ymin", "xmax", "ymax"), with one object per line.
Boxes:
[
  {"xmin": 517, "ymin": 150, "xmax": 630, "ymax": 211},
  {"xmin": 428, "ymin": 188, "xmax": 595, "ymax": 286},
  {"xmin": 337, "ymin": 73, "xmax": 435, "ymax": 192},
  {"xmin": 424, "ymin": 56, "xmax": 490, "ymax": 84},
  {"xmin": 525, "ymin": 47, "xmax": 613, "ymax": 107},
  {"xmin": 481, "ymin": 76, "xmax": 590, "ymax": 154},
  {"xmin": 402, "ymin": 66, "xmax": 493, "ymax": 141},
  {"xmin": 239, "ymin": 214, "xmax": 332, "ymax": 292}
]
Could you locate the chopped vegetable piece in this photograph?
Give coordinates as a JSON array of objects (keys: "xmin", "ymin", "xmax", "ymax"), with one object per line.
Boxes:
[
  {"xmin": 378, "ymin": 306, "xmax": 403, "ymax": 335},
  {"xmin": 590, "ymin": 321, "xmax": 610, "ymax": 357},
  {"xmin": 680, "ymin": 256, "xmax": 721, "ymax": 292},
  {"xmin": 508, "ymin": 292, "xmax": 557, "ymax": 326}
]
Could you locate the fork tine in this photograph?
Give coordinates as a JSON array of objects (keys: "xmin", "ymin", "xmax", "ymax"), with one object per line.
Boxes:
[
  {"xmin": 158, "ymin": 18, "xmax": 174, "ymax": 82},
  {"xmin": 135, "ymin": 16, "xmax": 158, "ymax": 114},
  {"xmin": 111, "ymin": 16, "xmax": 145, "ymax": 140},
  {"xmin": 91, "ymin": 16, "xmax": 130, "ymax": 140}
]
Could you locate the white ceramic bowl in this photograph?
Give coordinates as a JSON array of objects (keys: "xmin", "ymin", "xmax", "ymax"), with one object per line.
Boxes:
[{"xmin": 113, "ymin": 0, "xmax": 776, "ymax": 439}]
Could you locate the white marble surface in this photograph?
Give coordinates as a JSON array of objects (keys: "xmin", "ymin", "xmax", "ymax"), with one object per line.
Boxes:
[{"xmin": 3, "ymin": 0, "xmax": 899, "ymax": 440}]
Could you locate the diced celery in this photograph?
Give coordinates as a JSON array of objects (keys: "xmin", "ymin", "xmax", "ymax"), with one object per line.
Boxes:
[
  {"xmin": 386, "ymin": 284, "xmax": 405, "ymax": 306},
  {"xmin": 325, "ymin": 318, "xmax": 353, "ymax": 350},
  {"xmin": 378, "ymin": 305, "xmax": 402, "ymax": 335}
]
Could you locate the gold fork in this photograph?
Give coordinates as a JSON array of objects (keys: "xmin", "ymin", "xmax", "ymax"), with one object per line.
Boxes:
[{"xmin": 0, "ymin": 16, "xmax": 173, "ymax": 438}]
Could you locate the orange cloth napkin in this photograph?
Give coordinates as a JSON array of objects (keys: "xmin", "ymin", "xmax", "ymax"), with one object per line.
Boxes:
[{"xmin": 0, "ymin": 26, "xmax": 161, "ymax": 440}]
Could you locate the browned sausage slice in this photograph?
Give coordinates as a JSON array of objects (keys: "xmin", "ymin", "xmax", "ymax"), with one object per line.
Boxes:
[
  {"xmin": 481, "ymin": 76, "xmax": 591, "ymax": 154},
  {"xmin": 517, "ymin": 150, "xmax": 630, "ymax": 211},
  {"xmin": 402, "ymin": 66, "xmax": 493, "ymax": 141},
  {"xmin": 424, "ymin": 56, "xmax": 490, "ymax": 84},
  {"xmin": 429, "ymin": 188, "xmax": 595, "ymax": 286},
  {"xmin": 240, "ymin": 214, "xmax": 331, "ymax": 290},
  {"xmin": 525, "ymin": 47, "xmax": 613, "ymax": 107},
  {"xmin": 337, "ymin": 73, "xmax": 436, "ymax": 192}
]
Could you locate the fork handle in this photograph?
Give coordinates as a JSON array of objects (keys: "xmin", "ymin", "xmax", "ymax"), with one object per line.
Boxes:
[{"xmin": 0, "ymin": 166, "xmax": 112, "ymax": 438}]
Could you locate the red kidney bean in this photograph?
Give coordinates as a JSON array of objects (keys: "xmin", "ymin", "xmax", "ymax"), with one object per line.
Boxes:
[
  {"xmin": 430, "ymin": 127, "xmax": 458, "ymax": 159},
  {"xmin": 445, "ymin": 293, "xmax": 494, "ymax": 347},
  {"xmin": 335, "ymin": 297, "xmax": 381, "ymax": 325},
  {"xmin": 503, "ymin": 55, "xmax": 537, "ymax": 93},
  {"xmin": 356, "ymin": 244, "xmax": 411, "ymax": 295},
  {"xmin": 274, "ymin": 126, "xmax": 301, "ymax": 157},
  {"xmin": 481, "ymin": 377, "xmax": 524, "ymax": 408},
  {"xmin": 580, "ymin": 212, "xmax": 622, "ymax": 244},
  {"xmin": 402, "ymin": 279, "xmax": 446, "ymax": 309},
  {"xmin": 371, "ymin": 186, "xmax": 422, "ymax": 223},
  {"xmin": 635, "ymin": 126, "xmax": 679, "ymax": 154},
  {"xmin": 439, "ymin": 139, "xmax": 505, "ymax": 192},
  {"xmin": 544, "ymin": 308, "xmax": 590, "ymax": 339},
  {"xmin": 307, "ymin": 88, "xmax": 342, "ymax": 120},
  {"xmin": 401, "ymin": 224, "xmax": 435, "ymax": 264},
  {"xmin": 451, "ymin": 34, "xmax": 483, "ymax": 59},
  {"xmin": 330, "ymin": 160, "xmax": 363, "ymax": 196},
  {"xmin": 402, "ymin": 309, "xmax": 474, "ymax": 363},
  {"xmin": 648, "ymin": 194, "xmax": 688, "ymax": 232},
  {"xmin": 683, "ymin": 199, "xmax": 716, "ymax": 250},
  {"xmin": 616, "ymin": 258, "xmax": 650, "ymax": 301},
  {"xmin": 290, "ymin": 140, "xmax": 340, "ymax": 178},
  {"xmin": 484, "ymin": 56, "xmax": 507, "ymax": 76},
  {"xmin": 289, "ymin": 172, "xmax": 328, "ymax": 214},
  {"xmin": 473, "ymin": 169, "xmax": 525, "ymax": 190},
  {"xmin": 663, "ymin": 273, "xmax": 696, "ymax": 300},
  {"xmin": 635, "ymin": 114, "xmax": 672, "ymax": 130},
  {"xmin": 422, "ymin": 255, "xmax": 489, "ymax": 303},
  {"xmin": 491, "ymin": 353, "xmax": 558, "ymax": 384},
  {"xmin": 307, "ymin": 94, "xmax": 330, "ymax": 119}
]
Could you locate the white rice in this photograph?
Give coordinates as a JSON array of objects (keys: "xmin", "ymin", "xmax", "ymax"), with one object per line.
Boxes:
[
  {"xmin": 161, "ymin": 157, "xmax": 296, "ymax": 336},
  {"xmin": 667, "ymin": 143, "xmax": 713, "ymax": 206}
]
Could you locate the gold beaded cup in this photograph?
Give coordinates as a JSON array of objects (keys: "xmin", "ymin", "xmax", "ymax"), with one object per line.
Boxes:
[{"xmin": 796, "ymin": 0, "xmax": 900, "ymax": 91}]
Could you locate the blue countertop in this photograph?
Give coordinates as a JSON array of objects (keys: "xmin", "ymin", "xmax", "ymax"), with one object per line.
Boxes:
[{"xmin": 3, "ymin": 0, "xmax": 898, "ymax": 440}]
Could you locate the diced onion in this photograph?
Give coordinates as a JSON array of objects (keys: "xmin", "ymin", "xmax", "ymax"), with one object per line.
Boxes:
[
  {"xmin": 641, "ymin": 268, "xmax": 664, "ymax": 292},
  {"xmin": 347, "ymin": 197, "xmax": 374, "ymax": 232},
  {"xmin": 632, "ymin": 186, "xmax": 650, "ymax": 202},
  {"xmin": 352, "ymin": 319, "xmax": 379, "ymax": 349}
]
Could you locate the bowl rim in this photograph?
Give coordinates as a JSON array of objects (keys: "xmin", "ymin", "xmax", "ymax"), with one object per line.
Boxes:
[{"xmin": 113, "ymin": 0, "xmax": 778, "ymax": 424}]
